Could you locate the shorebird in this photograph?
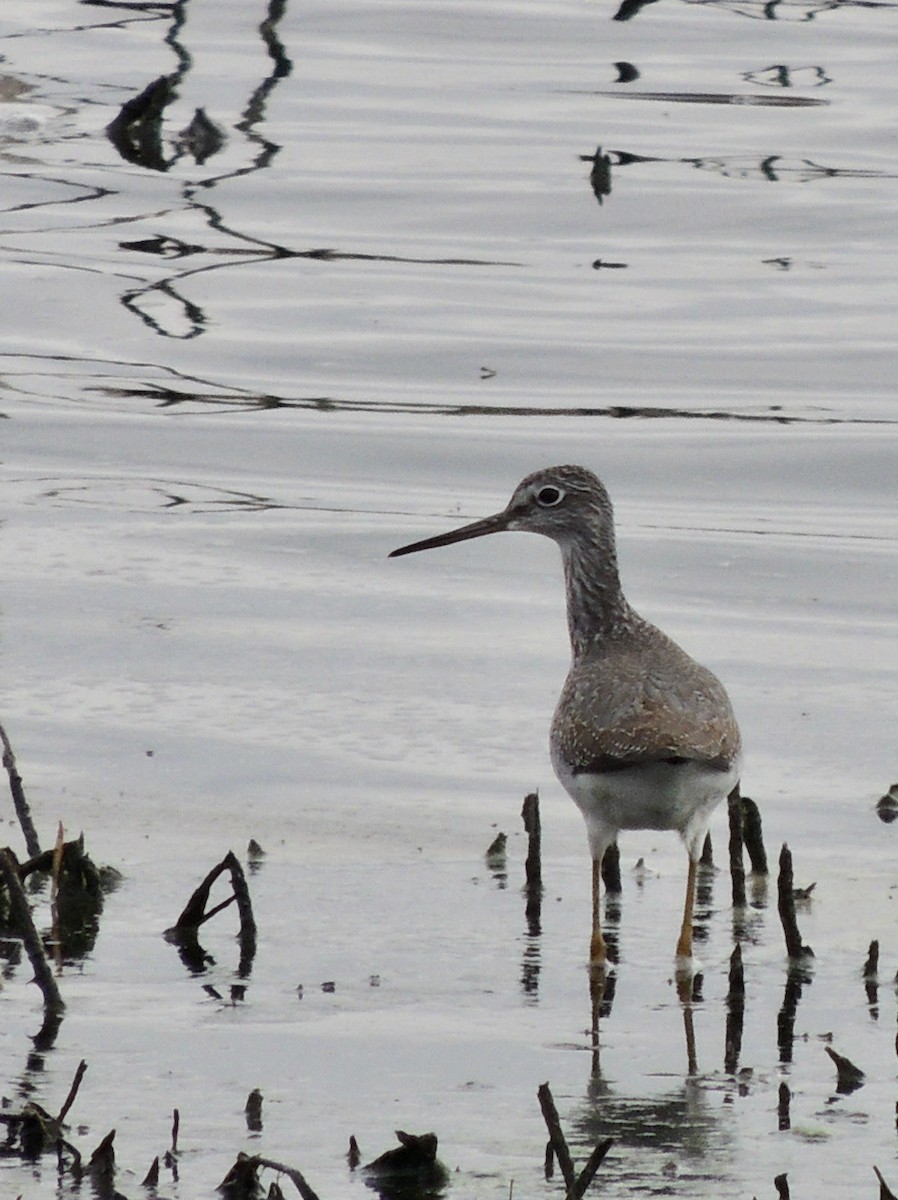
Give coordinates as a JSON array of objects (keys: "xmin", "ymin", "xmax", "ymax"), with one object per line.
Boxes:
[{"xmin": 390, "ymin": 465, "xmax": 741, "ymax": 967}]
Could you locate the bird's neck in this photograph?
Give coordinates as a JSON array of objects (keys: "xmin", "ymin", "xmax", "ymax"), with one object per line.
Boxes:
[{"xmin": 560, "ymin": 533, "xmax": 632, "ymax": 659}]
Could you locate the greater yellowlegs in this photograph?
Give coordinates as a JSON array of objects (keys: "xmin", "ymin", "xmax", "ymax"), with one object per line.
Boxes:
[{"xmin": 390, "ymin": 465, "xmax": 742, "ymax": 967}]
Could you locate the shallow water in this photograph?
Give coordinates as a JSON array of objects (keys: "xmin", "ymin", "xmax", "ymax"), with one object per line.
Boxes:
[{"xmin": 1, "ymin": 0, "xmax": 897, "ymax": 1197}]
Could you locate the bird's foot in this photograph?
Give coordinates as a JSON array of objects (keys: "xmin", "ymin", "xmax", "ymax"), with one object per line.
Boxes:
[{"xmin": 673, "ymin": 951, "xmax": 702, "ymax": 1003}]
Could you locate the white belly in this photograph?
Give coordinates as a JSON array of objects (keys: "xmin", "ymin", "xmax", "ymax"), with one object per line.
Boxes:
[{"xmin": 551, "ymin": 747, "xmax": 741, "ymax": 863}]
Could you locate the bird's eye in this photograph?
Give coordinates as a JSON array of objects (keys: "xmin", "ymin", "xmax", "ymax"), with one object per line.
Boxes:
[{"xmin": 536, "ymin": 485, "xmax": 564, "ymax": 507}]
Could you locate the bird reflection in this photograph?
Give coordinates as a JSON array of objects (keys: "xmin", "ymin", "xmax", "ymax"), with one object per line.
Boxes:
[
  {"xmin": 586, "ymin": 863, "xmax": 716, "ymax": 1079},
  {"xmin": 573, "ymin": 1067, "xmax": 727, "ymax": 1185},
  {"xmin": 574, "ymin": 969, "xmax": 732, "ymax": 1192}
]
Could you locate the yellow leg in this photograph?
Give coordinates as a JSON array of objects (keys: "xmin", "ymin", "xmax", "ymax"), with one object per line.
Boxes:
[
  {"xmin": 590, "ymin": 857, "xmax": 607, "ymax": 964},
  {"xmin": 675, "ymin": 855, "xmax": 698, "ymax": 960}
]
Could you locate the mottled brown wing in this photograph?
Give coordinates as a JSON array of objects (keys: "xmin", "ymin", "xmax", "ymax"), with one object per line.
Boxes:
[{"xmin": 551, "ymin": 621, "xmax": 741, "ymax": 774}]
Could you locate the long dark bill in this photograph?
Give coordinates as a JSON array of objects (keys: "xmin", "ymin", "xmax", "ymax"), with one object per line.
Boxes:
[{"xmin": 389, "ymin": 510, "xmax": 509, "ymax": 558}]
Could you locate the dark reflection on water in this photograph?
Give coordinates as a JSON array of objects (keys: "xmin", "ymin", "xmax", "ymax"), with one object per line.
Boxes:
[
  {"xmin": 99, "ymin": 0, "xmax": 518, "ymax": 339},
  {"xmin": 106, "ymin": 0, "xmax": 292, "ymax": 175},
  {"xmin": 105, "ymin": 0, "xmax": 293, "ymax": 336},
  {"xmin": 35, "ymin": 478, "xmax": 288, "ymax": 514},
  {"xmin": 574, "ymin": 1077, "xmax": 733, "ymax": 1191},
  {"xmin": 118, "ymin": 238, "xmax": 519, "ymax": 340},
  {"xmin": 777, "ymin": 961, "xmax": 813, "ymax": 1064},
  {"xmin": 582, "ymin": 144, "xmax": 896, "ymax": 211},
  {"xmin": 688, "ymin": 0, "xmax": 898, "ymax": 21},
  {"xmin": 8, "ymin": 351, "xmax": 892, "ymax": 423},
  {"xmin": 571, "ymin": 89, "xmax": 828, "ymax": 105},
  {"xmin": 575, "ymin": 976, "xmax": 732, "ymax": 1193}
]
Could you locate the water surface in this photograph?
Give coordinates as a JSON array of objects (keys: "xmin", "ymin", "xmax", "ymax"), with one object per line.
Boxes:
[{"xmin": 1, "ymin": 1, "xmax": 897, "ymax": 1196}]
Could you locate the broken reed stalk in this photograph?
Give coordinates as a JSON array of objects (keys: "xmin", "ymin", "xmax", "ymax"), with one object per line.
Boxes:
[
  {"xmin": 0, "ymin": 722, "xmax": 42, "ymax": 858},
  {"xmin": 0, "ymin": 847, "xmax": 65, "ymax": 1015},
  {"xmin": 777, "ymin": 844, "xmax": 813, "ymax": 960},
  {"xmin": 727, "ymin": 786, "xmax": 746, "ymax": 908}
]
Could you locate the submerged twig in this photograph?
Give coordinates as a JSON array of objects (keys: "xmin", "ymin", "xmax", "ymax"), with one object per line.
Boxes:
[
  {"xmin": 825, "ymin": 1045, "xmax": 865, "ymax": 1094},
  {"xmin": 347, "ymin": 1135, "xmax": 361, "ymax": 1170},
  {"xmin": 777, "ymin": 964, "xmax": 811, "ymax": 1065},
  {"xmin": 167, "ymin": 851, "xmax": 257, "ymax": 976},
  {"xmin": 87, "ymin": 1128, "xmax": 116, "ymax": 1181},
  {"xmin": 537, "ymin": 1082, "xmax": 612, "ymax": 1199},
  {"xmin": 218, "ymin": 1151, "xmax": 323, "ymax": 1200},
  {"xmin": 740, "ymin": 795, "xmax": 768, "ymax": 874},
  {"xmin": 0, "ymin": 847, "xmax": 65, "ymax": 1015},
  {"xmin": 777, "ymin": 844, "xmax": 813, "ymax": 960},
  {"xmin": 724, "ymin": 943, "xmax": 745, "ymax": 1074},
  {"xmin": 0, "ymin": 722, "xmax": 42, "ymax": 858},
  {"xmin": 777, "ymin": 1081, "xmax": 791, "ymax": 1131},
  {"xmin": 142, "ymin": 1156, "xmax": 160, "ymax": 1188},
  {"xmin": 727, "ymin": 786, "xmax": 746, "ymax": 908},
  {"xmin": 700, "ymin": 831, "xmax": 713, "ymax": 867},
  {"xmin": 57, "ymin": 1060, "xmax": 88, "ymax": 1125},
  {"xmin": 257, "ymin": 1155, "xmax": 322, "ymax": 1200},
  {"xmin": 522, "ymin": 792, "xmax": 543, "ymax": 934},
  {"xmin": 537, "ymin": 1083, "xmax": 576, "ymax": 1193},
  {"xmin": 874, "ymin": 1165, "xmax": 898, "ymax": 1200},
  {"xmin": 863, "ymin": 939, "xmax": 880, "ymax": 979},
  {"xmin": 864, "ymin": 939, "xmax": 880, "ymax": 1013},
  {"xmin": 600, "ymin": 843, "xmax": 621, "ymax": 895},
  {"xmin": 522, "ymin": 792, "xmax": 542, "ymax": 892}
]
